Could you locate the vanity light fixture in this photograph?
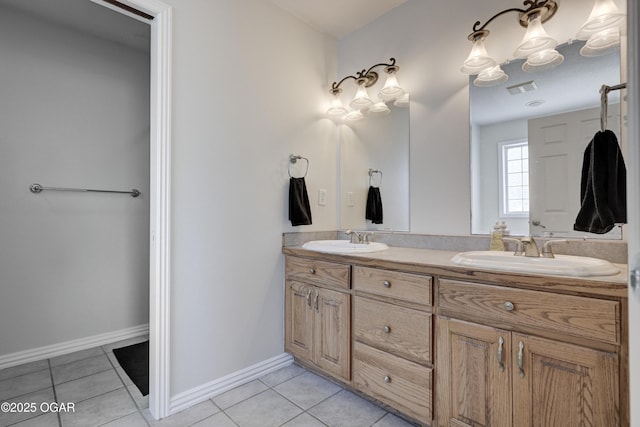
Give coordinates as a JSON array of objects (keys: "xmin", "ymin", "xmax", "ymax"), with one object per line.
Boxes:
[
  {"xmin": 326, "ymin": 58, "xmax": 407, "ymax": 122},
  {"xmin": 576, "ymin": 0, "xmax": 626, "ymax": 57},
  {"xmin": 462, "ymin": 0, "xmax": 562, "ymax": 87},
  {"xmin": 463, "ymin": 0, "xmax": 626, "ymax": 87}
]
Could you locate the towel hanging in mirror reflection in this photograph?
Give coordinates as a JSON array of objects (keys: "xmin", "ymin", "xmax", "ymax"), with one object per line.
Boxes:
[{"xmin": 367, "ymin": 169, "xmax": 383, "ymax": 224}]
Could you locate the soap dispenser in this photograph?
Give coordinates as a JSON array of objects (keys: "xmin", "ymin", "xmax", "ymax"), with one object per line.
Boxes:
[
  {"xmin": 489, "ymin": 221, "xmax": 505, "ymax": 251},
  {"xmin": 500, "ymin": 221, "xmax": 510, "ymax": 236}
]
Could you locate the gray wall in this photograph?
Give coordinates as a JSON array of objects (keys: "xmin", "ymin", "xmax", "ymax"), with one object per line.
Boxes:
[{"xmin": 0, "ymin": 6, "xmax": 150, "ymax": 356}]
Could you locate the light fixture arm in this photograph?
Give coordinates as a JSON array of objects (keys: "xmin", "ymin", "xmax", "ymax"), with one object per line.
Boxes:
[
  {"xmin": 330, "ymin": 58, "xmax": 398, "ymax": 94},
  {"xmin": 469, "ymin": 0, "xmax": 558, "ymax": 39},
  {"xmin": 330, "ymin": 75, "xmax": 359, "ymax": 95}
]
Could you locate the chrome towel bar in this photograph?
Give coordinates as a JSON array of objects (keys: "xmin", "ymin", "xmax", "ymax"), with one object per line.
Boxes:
[
  {"xmin": 600, "ymin": 82, "xmax": 627, "ymax": 131},
  {"xmin": 30, "ymin": 183, "xmax": 140, "ymax": 198}
]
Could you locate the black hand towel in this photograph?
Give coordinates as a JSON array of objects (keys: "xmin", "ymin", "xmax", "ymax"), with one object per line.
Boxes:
[
  {"xmin": 574, "ymin": 129, "xmax": 626, "ymax": 234},
  {"xmin": 366, "ymin": 185, "xmax": 383, "ymax": 224},
  {"xmin": 289, "ymin": 177, "xmax": 312, "ymax": 226}
]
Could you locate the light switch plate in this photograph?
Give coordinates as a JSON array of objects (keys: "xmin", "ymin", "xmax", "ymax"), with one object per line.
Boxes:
[{"xmin": 318, "ymin": 189, "xmax": 326, "ymax": 206}]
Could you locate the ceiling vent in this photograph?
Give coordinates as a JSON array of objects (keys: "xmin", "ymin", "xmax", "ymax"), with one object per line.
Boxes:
[{"xmin": 506, "ymin": 80, "xmax": 538, "ymax": 95}]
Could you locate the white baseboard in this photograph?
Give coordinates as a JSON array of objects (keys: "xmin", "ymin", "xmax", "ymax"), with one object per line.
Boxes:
[
  {"xmin": 169, "ymin": 353, "xmax": 294, "ymax": 415},
  {"xmin": 0, "ymin": 324, "xmax": 150, "ymax": 370}
]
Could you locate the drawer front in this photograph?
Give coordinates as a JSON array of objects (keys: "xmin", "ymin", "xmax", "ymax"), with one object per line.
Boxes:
[
  {"xmin": 354, "ymin": 296, "xmax": 432, "ymax": 364},
  {"xmin": 439, "ymin": 279, "xmax": 620, "ymax": 345},
  {"xmin": 353, "ymin": 266, "xmax": 432, "ymax": 306},
  {"xmin": 285, "ymin": 256, "xmax": 350, "ymax": 289},
  {"xmin": 353, "ymin": 342, "xmax": 432, "ymax": 424}
]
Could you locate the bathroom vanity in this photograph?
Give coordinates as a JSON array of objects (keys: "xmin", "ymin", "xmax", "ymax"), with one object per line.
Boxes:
[{"xmin": 283, "ymin": 245, "xmax": 628, "ymax": 427}]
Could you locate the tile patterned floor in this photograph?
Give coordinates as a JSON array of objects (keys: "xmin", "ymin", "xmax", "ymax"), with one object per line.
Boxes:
[{"xmin": 0, "ymin": 338, "xmax": 418, "ymax": 427}]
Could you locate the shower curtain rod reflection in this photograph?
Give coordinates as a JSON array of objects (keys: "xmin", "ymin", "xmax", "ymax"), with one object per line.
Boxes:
[{"xmin": 30, "ymin": 183, "xmax": 140, "ymax": 198}]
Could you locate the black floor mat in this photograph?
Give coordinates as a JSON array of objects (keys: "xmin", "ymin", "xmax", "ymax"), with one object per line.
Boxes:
[{"xmin": 112, "ymin": 340, "xmax": 149, "ymax": 396}]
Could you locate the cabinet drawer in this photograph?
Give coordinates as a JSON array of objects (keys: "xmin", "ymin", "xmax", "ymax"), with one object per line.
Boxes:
[
  {"xmin": 354, "ymin": 296, "xmax": 432, "ymax": 364},
  {"xmin": 439, "ymin": 279, "xmax": 620, "ymax": 345},
  {"xmin": 353, "ymin": 342, "xmax": 432, "ymax": 424},
  {"xmin": 353, "ymin": 266, "xmax": 432, "ymax": 306},
  {"xmin": 285, "ymin": 256, "xmax": 350, "ymax": 289}
]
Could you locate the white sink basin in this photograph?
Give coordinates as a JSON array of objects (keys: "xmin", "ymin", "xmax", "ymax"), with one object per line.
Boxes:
[
  {"xmin": 451, "ymin": 251, "xmax": 620, "ymax": 277},
  {"xmin": 302, "ymin": 240, "xmax": 389, "ymax": 254}
]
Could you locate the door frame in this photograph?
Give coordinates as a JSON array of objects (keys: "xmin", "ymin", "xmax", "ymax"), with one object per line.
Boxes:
[
  {"xmin": 626, "ymin": 0, "xmax": 639, "ymax": 424},
  {"xmin": 93, "ymin": 0, "xmax": 172, "ymax": 420}
]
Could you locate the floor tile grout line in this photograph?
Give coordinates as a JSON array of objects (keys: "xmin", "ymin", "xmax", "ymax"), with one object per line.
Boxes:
[
  {"xmin": 0, "ymin": 385, "xmax": 55, "ymax": 405},
  {"xmin": 95, "ymin": 407, "xmax": 148, "ymax": 427},
  {"xmin": 257, "ymin": 364, "xmax": 308, "ymax": 388},
  {"xmin": 262, "ymin": 371, "xmax": 359, "ymax": 427},
  {"xmin": 0, "ymin": 366, "xmax": 51, "ymax": 383},
  {"xmin": 52, "ymin": 366, "xmax": 116, "ymax": 388},
  {"xmin": 182, "ymin": 402, "xmax": 235, "ymax": 427},
  {"xmin": 48, "ymin": 359, "xmax": 63, "ymax": 427},
  {"xmin": 269, "ymin": 380, "xmax": 343, "ymax": 415},
  {"xmin": 101, "ymin": 346, "xmax": 151, "ymax": 427}
]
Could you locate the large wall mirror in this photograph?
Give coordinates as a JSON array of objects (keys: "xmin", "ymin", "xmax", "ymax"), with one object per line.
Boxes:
[
  {"xmin": 470, "ymin": 40, "xmax": 623, "ymax": 239},
  {"xmin": 339, "ymin": 104, "xmax": 410, "ymax": 231}
]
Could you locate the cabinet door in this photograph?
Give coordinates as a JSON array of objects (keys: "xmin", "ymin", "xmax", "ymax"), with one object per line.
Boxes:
[
  {"xmin": 314, "ymin": 287, "xmax": 351, "ymax": 381},
  {"xmin": 512, "ymin": 333, "xmax": 619, "ymax": 427},
  {"xmin": 436, "ymin": 318, "xmax": 511, "ymax": 427},
  {"xmin": 285, "ymin": 281, "xmax": 314, "ymax": 361}
]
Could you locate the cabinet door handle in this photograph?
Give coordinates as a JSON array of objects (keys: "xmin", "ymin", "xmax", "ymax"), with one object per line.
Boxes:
[
  {"xmin": 305, "ymin": 289, "xmax": 312, "ymax": 307},
  {"xmin": 383, "ymin": 326, "xmax": 391, "ymax": 334},
  {"xmin": 309, "ymin": 268, "xmax": 316, "ymax": 275},
  {"xmin": 313, "ymin": 290, "xmax": 319, "ymax": 312},
  {"xmin": 518, "ymin": 341, "xmax": 525, "ymax": 378},
  {"xmin": 504, "ymin": 301, "xmax": 515, "ymax": 311},
  {"xmin": 498, "ymin": 336, "xmax": 505, "ymax": 372},
  {"xmin": 383, "ymin": 280, "xmax": 391, "ymax": 288},
  {"xmin": 383, "ymin": 375, "xmax": 391, "ymax": 383}
]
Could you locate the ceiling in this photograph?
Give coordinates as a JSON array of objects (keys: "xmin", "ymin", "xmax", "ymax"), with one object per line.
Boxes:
[
  {"xmin": 470, "ymin": 41, "xmax": 621, "ymax": 126},
  {"xmin": 270, "ymin": 0, "xmax": 407, "ymax": 39},
  {"xmin": 0, "ymin": 0, "xmax": 150, "ymax": 52},
  {"xmin": 0, "ymin": 0, "xmax": 407, "ymax": 52}
]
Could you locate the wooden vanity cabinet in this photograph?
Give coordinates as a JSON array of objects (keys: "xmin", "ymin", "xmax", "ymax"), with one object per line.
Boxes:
[
  {"xmin": 283, "ymin": 249, "xmax": 627, "ymax": 427},
  {"xmin": 436, "ymin": 278, "xmax": 621, "ymax": 427},
  {"xmin": 284, "ymin": 256, "xmax": 351, "ymax": 381},
  {"xmin": 352, "ymin": 266, "xmax": 434, "ymax": 425}
]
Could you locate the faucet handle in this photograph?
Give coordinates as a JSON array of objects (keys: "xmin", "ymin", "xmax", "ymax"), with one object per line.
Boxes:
[
  {"xmin": 503, "ymin": 237, "xmax": 524, "ymax": 256},
  {"xmin": 542, "ymin": 239, "xmax": 568, "ymax": 258},
  {"xmin": 361, "ymin": 232, "xmax": 374, "ymax": 244}
]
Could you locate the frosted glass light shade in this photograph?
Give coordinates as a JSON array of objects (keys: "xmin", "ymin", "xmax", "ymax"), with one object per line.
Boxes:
[
  {"xmin": 349, "ymin": 83, "xmax": 373, "ymax": 110},
  {"xmin": 393, "ymin": 93, "xmax": 409, "ymax": 108},
  {"xmin": 326, "ymin": 93, "xmax": 348, "ymax": 119},
  {"xmin": 522, "ymin": 48, "xmax": 564, "ymax": 72},
  {"xmin": 461, "ymin": 38, "xmax": 496, "ymax": 74},
  {"xmin": 581, "ymin": 27, "xmax": 621, "ymax": 56},
  {"xmin": 513, "ymin": 15, "xmax": 558, "ymax": 58},
  {"xmin": 379, "ymin": 72, "xmax": 404, "ymax": 100},
  {"xmin": 345, "ymin": 109, "xmax": 364, "ymax": 121},
  {"xmin": 474, "ymin": 65, "xmax": 508, "ymax": 87},
  {"xmin": 368, "ymin": 101, "xmax": 391, "ymax": 115},
  {"xmin": 576, "ymin": 0, "xmax": 625, "ymax": 40}
]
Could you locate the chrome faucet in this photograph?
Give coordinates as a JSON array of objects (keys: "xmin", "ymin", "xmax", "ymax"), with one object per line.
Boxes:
[
  {"xmin": 345, "ymin": 230, "xmax": 361, "ymax": 244},
  {"xmin": 520, "ymin": 236, "xmax": 540, "ymax": 257},
  {"xmin": 345, "ymin": 230, "xmax": 373, "ymax": 244}
]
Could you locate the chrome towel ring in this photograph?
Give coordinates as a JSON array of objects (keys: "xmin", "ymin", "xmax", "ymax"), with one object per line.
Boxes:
[{"xmin": 289, "ymin": 154, "xmax": 309, "ymax": 178}]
